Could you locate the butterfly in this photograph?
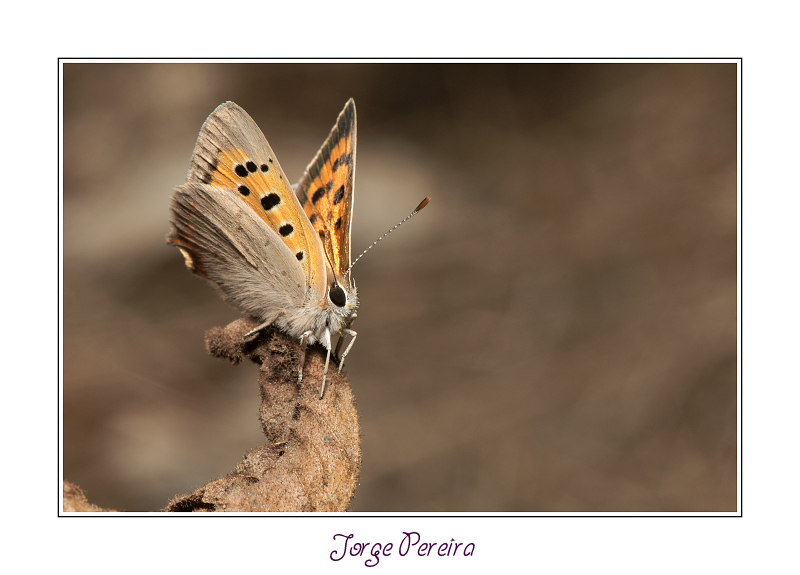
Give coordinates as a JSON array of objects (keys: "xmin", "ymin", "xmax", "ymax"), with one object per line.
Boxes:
[{"xmin": 168, "ymin": 100, "xmax": 360, "ymax": 398}]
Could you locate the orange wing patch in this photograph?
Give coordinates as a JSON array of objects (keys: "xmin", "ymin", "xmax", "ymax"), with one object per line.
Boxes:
[
  {"xmin": 296, "ymin": 99, "xmax": 356, "ymax": 280},
  {"xmin": 206, "ymin": 146, "xmax": 317, "ymax": 268}
]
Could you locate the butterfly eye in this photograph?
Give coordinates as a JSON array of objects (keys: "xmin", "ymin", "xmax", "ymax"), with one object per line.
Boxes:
[{"xmin": 329, "ymin": 284, "xmax": 347, "ymax": 307}]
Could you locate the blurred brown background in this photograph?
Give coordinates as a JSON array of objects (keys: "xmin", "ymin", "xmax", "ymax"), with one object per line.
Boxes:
[{"xmin": 62, "ymin": 62, "xmax": 738, "ymax": 512}]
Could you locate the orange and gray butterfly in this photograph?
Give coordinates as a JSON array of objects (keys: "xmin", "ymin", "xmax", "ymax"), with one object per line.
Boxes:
[
  {"xmin": 167, "ymin": 102, "xmax": 328, "ymax": 327},
  {"xmin": 295, "ymin": 98, "xmax": 356, "ymax": 282},
  {"xmin": 168, "ymin": 101, "xmax": 361, "ymax": 400}
]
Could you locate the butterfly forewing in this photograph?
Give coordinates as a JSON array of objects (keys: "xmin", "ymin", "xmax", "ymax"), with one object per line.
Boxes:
[
  {"xmin": 295, "ymin": 99, "xmax": 356, "ymax": 281},
  {"xmin": 186, "ymin": 102, "xmax": 326, "ymax": 294}
]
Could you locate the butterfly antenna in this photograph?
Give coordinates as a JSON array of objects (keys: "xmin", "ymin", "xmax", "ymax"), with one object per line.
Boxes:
[{"xmin": 345, "ymin": 197, "xmax": 430, "ymax": 279}]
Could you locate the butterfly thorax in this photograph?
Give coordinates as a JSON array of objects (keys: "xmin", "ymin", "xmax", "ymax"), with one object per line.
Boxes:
[{"xmin": 275, "ymin": 281, "xmax": 358, "ymax": 350}]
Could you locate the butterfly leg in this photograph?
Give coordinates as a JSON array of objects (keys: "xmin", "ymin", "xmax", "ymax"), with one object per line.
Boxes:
[
  {"xmin": 244, "ymin": 319, "xmax": 272, "ymax": 340},
  {"xmin": 334, "ymin": 313, "xmax": 357, "ymax": 358},
  {"xmin": 297, "ymin": 331, "xmax": 312, "ymax": 385},
  {"xmin": 319, "ymin": 346, "xmax": 332, "ymax": 400},
  {"xmin": 337, "ymin": 329, "xmax": 357, "ymax": 374}
]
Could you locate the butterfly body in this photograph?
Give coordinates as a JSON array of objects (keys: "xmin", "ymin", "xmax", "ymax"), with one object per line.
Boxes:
[{"xmin": 169, "ymin": 100, "xmax": 359, "ymax": 397}]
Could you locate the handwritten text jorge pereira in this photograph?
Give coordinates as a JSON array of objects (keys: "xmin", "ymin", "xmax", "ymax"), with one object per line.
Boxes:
[{"xmin": 330, "ymin": 532, "xmax": 475, "ymax": 567}]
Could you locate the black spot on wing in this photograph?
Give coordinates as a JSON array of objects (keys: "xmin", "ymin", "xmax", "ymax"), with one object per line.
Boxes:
[
  {"xmin": 261, "ymin": 193, "xmax": 280, "ymax": 210},
  {"xmin": 333, "ymin": 185, "xmax": 344, "ymax": 205},
  {"xmin": 331, "ymin": 152, "xmax": 352, "ymax": 172}
]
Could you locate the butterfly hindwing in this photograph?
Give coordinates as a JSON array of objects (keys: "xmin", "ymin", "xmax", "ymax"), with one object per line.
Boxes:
[
  {"xmin": 169, "ymin": 180, "xmax": 308, "ymax": 324},
  {"xmin": 295, "ymin": 99, "xmax": 356, "ymax": 281},
  {"xmin": 184, "ymin": 102, "xmax": 327, "ymax": 300}
]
